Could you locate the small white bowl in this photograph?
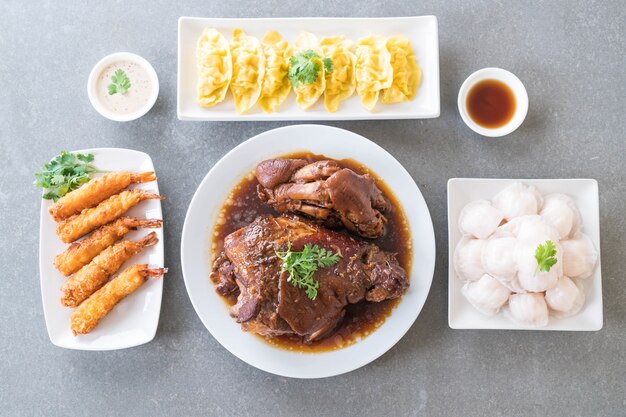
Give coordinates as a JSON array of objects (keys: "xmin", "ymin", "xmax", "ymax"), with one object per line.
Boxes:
[
  {"xmin": 87, "ymin": 52, "xmax": 159, "ymax": 122},
  {"xmin": 457, "ymin": 67, "xmax": 528, "ymax": 137}
]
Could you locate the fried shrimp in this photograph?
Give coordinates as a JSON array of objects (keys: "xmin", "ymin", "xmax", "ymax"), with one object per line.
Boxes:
[
  {"xmin": 48, "ymin": 171, "xmax": 157, "ymax": 222},
  {"xmin": 56, "ymin": 189, "xmax": 165, "ymax": 243},
  {"xmin": 70, "ymin": 264, "xmax": 167, "ymax": 335},
  {"xmin": 54, "ymin": 217, "xmax": 163, "ymax": 276},
  {"xmin": 60, "ymin": 232, "xmax": 159, "ymax": 307}
]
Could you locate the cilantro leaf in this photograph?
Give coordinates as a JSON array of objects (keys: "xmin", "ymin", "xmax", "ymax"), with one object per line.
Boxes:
[
  {"xmin": 34, "ymin": 151, "xmax": 97, "ymax": 202},
  {"xmin": 108, "ymin": 69, "xmax": 131, "ymax": 95},
  {"xmin": 288, "ymin": 50, "xmax": 334, "ymax": 88},
  {"xmin": 535, "ymin": 240, "xmax": 558, "ymax": 274},
  {"xmin": 275, "ymin": 242, "xmax": 341, "ymax": 300}
]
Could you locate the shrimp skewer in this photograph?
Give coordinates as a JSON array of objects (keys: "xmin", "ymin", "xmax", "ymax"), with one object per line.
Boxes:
[
  {"xmin": 60, "ymin": 232, "xmax": 159, "ymax": 307},
  {"xmin": 70, "ymin": 264, "xmax": 167, "ymax": 335},
  {"xmin": 54, "ymin": 217, "xmax": 163, "ymax": 276},
  {"xmin": 56, "ymin": 189, "xmax": 165, "ymax": 243},
  {"xmin": 48, "ymin": 171, "xmax": 156, "ymax": 222}
]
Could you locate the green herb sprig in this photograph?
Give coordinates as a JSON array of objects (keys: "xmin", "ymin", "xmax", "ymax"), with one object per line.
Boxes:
[
  {"xmin": 275, "ymin": 242, "xmax": 341, "ymax": 300},
  {"xmin": 34, "ymin": 151, "xmax": 96, "ymax": 201},
  {"xmin": 535, "ymin": 240, "xmax": 558, "ymax": 274},
  {"xmin": 107, "ymin": 69, "xmax": 131, "ymax": 95},
  {"xmin": 288, "ymin": 50, "xmax": 333, "ymax": 88}
]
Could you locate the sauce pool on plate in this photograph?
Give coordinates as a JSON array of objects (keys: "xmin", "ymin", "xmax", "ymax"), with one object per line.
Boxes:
[
  {"xmin": 96, "ymin": 61, "xmax": 153, "ymax": 115},
  {"xmin": 466, "ymin": 79, "xmax": 516, "ymax": 128}
]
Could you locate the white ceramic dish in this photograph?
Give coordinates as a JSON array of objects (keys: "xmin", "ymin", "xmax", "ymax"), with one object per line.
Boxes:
[
  {"xmin": 177, "ymin": 16, "xmax": 440, "ymax": 121},
  {"xmin": 181, "ymin": 125, "xmax": 436, "ymax": 378},
  {"xmin": 457, "ymin": 67, "xmax": 528, "ymax": 137},
  {"xmin": 87, "ymin": 52, "xmax": 159, "ymax": 122},
  {"xmin": 39, "ymin": 148, "xmax": 164, "ymax": 350},
  {"xmin": 448, "ymin": 178, "xmax": 602, "ymax": 331}
]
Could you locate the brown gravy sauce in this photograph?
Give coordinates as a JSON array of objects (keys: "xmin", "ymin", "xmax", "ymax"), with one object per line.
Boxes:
[{"xmin": 211, "ymin": 152, "xmax": 412, "ymax": 352}]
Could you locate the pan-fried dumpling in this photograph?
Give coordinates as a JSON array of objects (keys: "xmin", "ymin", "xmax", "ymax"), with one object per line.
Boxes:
[
  {"xmin": 320, "ymin": 36, "xmax": 356, "ymax": 112},
  {"xmin": 292, "ymin": 32, "xmax": 326, "ymax": 110},
  {"xmin": 355, "ymin": 35, "xmax": 393, "ymax": 111},
  {"xmin": 258, "ymin": 31, "xmax": 292, "ymax": 113},
  {"xmin": 229, "ymin": 29, "xmax": 265, "ymax": 114},
  {"xmin": 196, "ymin": 28, "xmax": 232, "ymax": 107},
  {"xmin": 381, "ymin": 35, "xmax": 421, "ymax": 103}
]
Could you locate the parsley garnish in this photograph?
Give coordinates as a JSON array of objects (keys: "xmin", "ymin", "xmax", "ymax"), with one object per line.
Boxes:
[
  {"xmin": 288, "ymin": 50, "xmax": 333, "ymax": 88},
  {"xmin": 535, "ymin": 240, "xmax": 558, "ymax": 274},
  {"xmin": 107, "ymin": 69, "xmax": 131, "ymax": 95},
  {"xmin": 34, "ymin": 151, "xmax": 96, "ymax": 201},
  {"xmin": 275, "ymin": 242, "xmax": 341, "ymax": 300}
]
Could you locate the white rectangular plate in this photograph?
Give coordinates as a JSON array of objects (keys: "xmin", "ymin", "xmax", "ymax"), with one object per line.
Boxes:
[
  {"xmin": 177, "ymin": 16, "xmax": 440, "ymax": 121},
  {"xmin": 448, "ymin": 178, "xmax": 602, "ymax": 331},
  {"xmin": 39, "ymin": 148, "xmax": 164, "ymax": 350}
]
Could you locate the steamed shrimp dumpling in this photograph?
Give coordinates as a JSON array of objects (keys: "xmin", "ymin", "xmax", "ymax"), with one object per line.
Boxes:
[
  {"xmin": 462, "ymin": 274, "xmax": 511, "ymax": 316},
  {"xmin": 258, "ymin": 31, "xmax": 292, "ymax": 113},
  {"xmin": 545, "ymin": 276, "xmax": 585, "ymax": 318},
  {"xmin": 292, "ymin": 32, "xmax": 326, "ymax": 110},
  {"xmin": 381, "ymin": 35, "xmax": 421, "ymax": 103},
  {"xmin": 355, "ymin": 34, "xmax": 393, "ymax": 110},
  {"xmin": 230, "ymin": 29, "xmax": 265, "ymax": 113},
  {"xmin": 539, "ymin": 193, "xmax": 582, "ymax": 239},
  {"xmin": 453, "ymin": 236, "xmax": 486, "ymax": 282},
  {"xmin": 492, "ymin": 182, "xmax": 543, "ymax": 221},
  {"xmin": 196, "ymin": 28, "xmax": 232, "ymax": 107},
  {"xmin": 561, "ymin": 233, "xmax": 598, "ymax": 279},
  {"xmin": 507, "ymin": 293, "xmax": 549, "ymax": 328},
  {"xmin": 320, "ymin": 36, "xmax": 356, "ymax": 112},
  {"xmin": 481, "ymin": 236, "xmax": 517, "ymax": 281},
  {"xmin": 458, "ymin": 200, "xmax": 503, "ymax": 239},
  {"xmin": 515, "ymin": 240, "xmax": 561, "ymax": 292}
]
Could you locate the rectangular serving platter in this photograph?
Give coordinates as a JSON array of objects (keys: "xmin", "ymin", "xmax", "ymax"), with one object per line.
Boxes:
[
  {"xmin": 39, "ymin": 148, "xmax": 164, "ymax": 350},
  {"xmin": 177, "ymin": 16, "xmax": 440, "ymax": 121},
  {"xmin": 447, "ymin": 178, "xmax": 602, "ymax": 331}
]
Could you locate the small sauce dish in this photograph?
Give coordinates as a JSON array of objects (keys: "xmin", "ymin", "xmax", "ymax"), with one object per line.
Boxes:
[
  {"xmin": 87, "ymin": 52, "xmax": 159, "ymax": 122},
  {"xmin": 458, "ymin": 67, "xmax": 528, "ymax": 137}
]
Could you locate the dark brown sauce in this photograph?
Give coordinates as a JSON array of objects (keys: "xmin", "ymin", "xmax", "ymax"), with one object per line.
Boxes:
[
  {"xmin": 466, "ymin": 79, "xmax": 516, "ymax": 128},
  {"xmin": 211, "ymin": 152, "xmax": 412, "ymax": 353}
]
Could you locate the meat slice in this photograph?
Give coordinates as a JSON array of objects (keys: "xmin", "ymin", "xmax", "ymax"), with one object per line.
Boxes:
[
  {"xmin": 255, "ymin": 158, "xmax": 390, "ymax": 239},
  {"xmin": 212, "ymin": 215, "xmax": 408, "ymax": 342}
]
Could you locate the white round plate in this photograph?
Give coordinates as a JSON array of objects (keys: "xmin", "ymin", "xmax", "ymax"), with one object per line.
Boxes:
[{"xmin": 181, "ymin": 125, "xmax": 436, "ymax": 379}]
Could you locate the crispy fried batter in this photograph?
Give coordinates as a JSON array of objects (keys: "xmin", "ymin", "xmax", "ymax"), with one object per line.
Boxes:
[
  {"xmin": 49, "ymin": 171, "xmax": 156, "ymax": 222},
  {"xmin": 70, "ymin": 264, "xmax": 167, "ymax": 335},
  {"xmin": 54, "ymin": 217, "xmax": 162, "ymax": 276},
  {"xmin": 60, "ymin": 232, "xmax": 159, "ymax": 307},
  {"xmin": 55, "ymin": 189, "xmax": 165, "ymax": 243}
]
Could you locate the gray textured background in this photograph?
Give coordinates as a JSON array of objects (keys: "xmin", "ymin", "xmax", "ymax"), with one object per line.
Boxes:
[{"xmin": 1, "ymin": 1, "xmax": 625, "ymax": 416}]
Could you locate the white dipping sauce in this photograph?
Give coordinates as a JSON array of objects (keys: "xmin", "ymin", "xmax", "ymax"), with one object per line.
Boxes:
[{"xmin": 96, "ymin": 61, "xmax": 152, "ymax": 115}]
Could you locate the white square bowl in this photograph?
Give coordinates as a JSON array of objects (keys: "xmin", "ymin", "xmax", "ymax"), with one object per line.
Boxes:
[
  {"xmin": 447, "ymin": 178, "xmax": 602, "ymax": 331},
  {"xmin": 177, "ymin": 16, "xmax": 440, "ymax": 121},
  {"xmin": 39, "ymin": 148, "xmax": 164, "ymax": 350}
]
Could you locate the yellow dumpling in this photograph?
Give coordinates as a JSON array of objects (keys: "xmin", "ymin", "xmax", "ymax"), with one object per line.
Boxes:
[
  {"xmin": 320, "ymin": 36, "xmax": 356, "ymax": 112},
  {"xmin": 229, "ymin": 29, "xmax": 265, "ymax": 114},
  {"xmin": 196, "ymin": 28, "xmax": 232, "ymax": 107},
  {"xmin": 258, "ymin": 31, "xmax": 292, "ymax": 113},
  {"xmin": 381, "ymin": 35, "xmax": 421, "ymax": 103},
  {"xmin": 292, "ymin": 32, "xmax": 326, "ymax": 110},
  {"xmin": 355, "ymin": 35, "xmax": 393, "ymax": 111}
]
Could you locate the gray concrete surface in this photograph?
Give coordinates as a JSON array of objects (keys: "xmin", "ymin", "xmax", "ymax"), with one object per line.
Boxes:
[{"xmin": 1, "ymin": 1, "xmax": 625, "ymax": 416}]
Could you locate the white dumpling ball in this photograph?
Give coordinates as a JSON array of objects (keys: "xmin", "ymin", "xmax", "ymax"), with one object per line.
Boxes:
[
  {"xmin": 492, "ymin": 182, "xmax": 544, "ymax": 221},
  {"xmin": 539, "ymin": 193, "xmax": 582, "ymax": 239},
  {"xmin": 454, "ymin": 237, "xmax": 486, "ymax": 282},
  {"xmin": 561, "ymin": 233, "xmax": 598, "ymax": 279},
  {"xmin": 481, "ymin": 236, "xmax": 517, "ymax": 280},
  {"xmin": 515, "ymin": 241, "xmax": 561, "ymax": 292},
  {"xmin": 545, "ymin": 276, "xmax": 585, "ymax": 318},
  {"xmin": 507, "ymin": 293, "xmax": 549, "ymax": 328},
  {"xmin": 458, "ymin": 200, "xmax": 504, "ymax": 239},
  {"xmin": 461, "ymin": 274, "xmax": 511, "ymax": 316}
]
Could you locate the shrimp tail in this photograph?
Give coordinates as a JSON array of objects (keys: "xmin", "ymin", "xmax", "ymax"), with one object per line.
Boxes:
[
  {"xmin": 136, "ymin": 219, "xmax": 163, "ymax": 228},
  {"xmin": 131, "ymin": 172, "xmax": 157, "ymax": 183},
  {"xmin": 140, "ymin": 190, "xmax": 166, "ymax": 201},
  {"xmin": 144, "ymin": 267, "xmax": 168, "ymax": 279},
  {"xmin": 138, "ymin": 231, "xmax": 159, "ymax": 248}
]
